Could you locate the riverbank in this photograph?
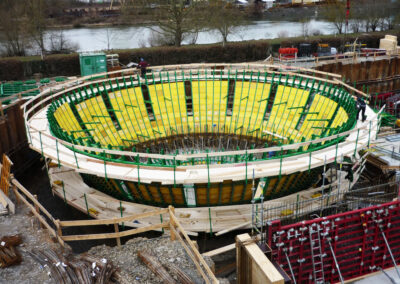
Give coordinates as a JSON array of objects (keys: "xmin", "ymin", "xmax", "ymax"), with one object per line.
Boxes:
[{"xmin": 1, "ymin": 29, "xmax": 397, "ymax": 81}]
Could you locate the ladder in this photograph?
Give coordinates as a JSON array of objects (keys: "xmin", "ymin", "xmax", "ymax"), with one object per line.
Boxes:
[{"xmin": 309, "ymin": 224, "xmax": 325, "ymax": 284}]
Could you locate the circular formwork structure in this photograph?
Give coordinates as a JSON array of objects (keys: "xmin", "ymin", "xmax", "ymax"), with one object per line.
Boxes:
[{"xmin": 23, "ymin": 63, "xmax": 380, "ymax": 230}]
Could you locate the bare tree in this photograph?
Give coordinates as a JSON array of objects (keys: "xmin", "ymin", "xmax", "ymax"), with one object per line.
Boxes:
[
  {"xmin": 151, "ymin": 0, "xmax": 207, "ymax": 47},
  {"xmin": 322, "ymin": 1, "xmax": 347, "ymax": 34},
  {"xmin": 26, "ymin": 0, "xmax": 48, "ymax": 55},
  {"xmin": 209, "ymin": 0, "xmax": 246, "ymax": 46},
  {"xmin": 0, "ymin": 0, "xmax": 28, "ymax": 56},
  {"xmin": 48, "ymin": 31, "xmax": 79, "ymax": 54},
  {"xmin": 299, "ymin": 18, "xmax": 310, "ymax": 37},
  {"xmin": 100, "ymin": 28, "xmax": 120, "ymax": 51}
]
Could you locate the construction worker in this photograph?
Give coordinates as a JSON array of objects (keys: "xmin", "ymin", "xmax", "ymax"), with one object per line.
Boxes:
[
  {"xmin": 138, "ymin": 58, "xmax": 149, "ymax": 79},
  {"xmin": 356, "ymin": 97, "xmax": 367, "ymax": 122}
]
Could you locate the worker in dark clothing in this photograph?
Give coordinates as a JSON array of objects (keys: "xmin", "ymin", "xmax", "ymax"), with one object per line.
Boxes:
[
  {"xmin": 138, "ymin": 58, "xmax": 149, "ymax": 79},
  {"xmin": 356, "ymin": 97, "xmax": 367, "ymax": 122}
]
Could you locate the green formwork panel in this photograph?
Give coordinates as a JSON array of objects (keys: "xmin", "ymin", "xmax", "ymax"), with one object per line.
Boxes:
[{"xmin": 79, "ymin": 53, "xmax": 107, "ymax": 77}]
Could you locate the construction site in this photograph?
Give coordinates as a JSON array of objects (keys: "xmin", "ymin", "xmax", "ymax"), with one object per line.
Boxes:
[{"xmin": 1, "ymin": 25, "xmax": 400, "ymax": 283}]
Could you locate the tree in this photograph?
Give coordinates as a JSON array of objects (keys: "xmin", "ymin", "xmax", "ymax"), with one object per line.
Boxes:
[
  {"xmin": 48, "ymin": 31, "xmax": 79, "ymax": 54},
  {"xmin": 0, "ymin": 0, "xmax": 28, "ymax": 56},
  {"xmin": 151, "ymin": 0, "xmax": 208, "ymax": 47},
  {"xmin": 208, "ymin": 0, "xmax": 246, "ymax": 46},
  {"xmin": 322, "ymin": 1, "xmax": 347, "ymax": 34},
  {"xmin": 26, "ymin": 0, "xmax": 48, "ymax": 55}
]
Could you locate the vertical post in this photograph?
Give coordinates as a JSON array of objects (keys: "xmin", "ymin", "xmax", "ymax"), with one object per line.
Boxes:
[
  {"xmin": 173, "ymin": 157, "xmax": 176, "ymax": 188},
  {"xmin": 137, "ymin": 154, "xmax": 140, "ymax": 186},
  {"xmin": 55, "ymin": 220, "xmax": 64, "ymax": 247},
  {"xmin": 103, "ymin": 150, "xmax": 108, "ymax": 181},
  {"xmin": 84, "ymin": 193, "xmax": 90, "ymax": 217},
  {"xmin": 39, "ymin": 132, "xmax": 44, "ymax": 157},
  {"xmin": 56, "ymin": 139, "xmax": 60, "ymax": 168},
  {"xmin": 114, "ymin": 223, "xmax": 121, "ymax": 247},
  {"xmin": 160, "ymin": 214, "xmax": 164, "ymax": 234},
  {"xmin": 208, "ymin": 208, "xmax": 213, "ymax": 236},
  {"xmin": 368, "ymin": 121, "xmax": 372, "ymax": 148},
  {"xmin": 34, "ymin": 194, "xmax": 43, "ymax": 229},
  {"xmin": 245, "ymin": 151, "xmax": 248, "ymax": 184},
  {"xmin": 62, "ymin": 181, "xmax": 67, "ymax": 204},
  {"xmin": 0, "ymin": 101, "xmax": 4, "ymax": 117},
  {"xmin": 353, "ymin": 129, "xmax": 360, "ymax": 157},
  {"xmin": 12, "ymin": 185, "xmax": 19, "ymax": 205},
  {"xmin": 169, "ymin": 205, "xmax": 176, "ymax": 241},
  {"xmin": 72, "ymin": 145, "xmax": 79, "ymax": 169},
  {"xmin": 206, "ymin": 154, "xmax": 210, "ymax": 188},
  {"xmin": 117, "ymin": 201, "xmax": 123, "ymax": 230}
]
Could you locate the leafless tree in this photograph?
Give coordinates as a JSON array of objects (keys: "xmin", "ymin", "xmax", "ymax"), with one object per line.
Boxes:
[
  {"xmin": 322, "ymin": 1, "xmax": 347, "ymax": 34},
  {"xmin": 48, "ymin": 31, "xmax": 79, "ymax": 54},
  {"xmin": 26, "ymin": 0, "xmax": 48, "ymax": 56},
  {"xmin": 0, "ymin": 0, "xmax": 29, "ymax": 56},
  {"xmin": 209, "ymin": 0, "xmax": 247, "ymax": 46},
  {"xmin": 150, "ymin": 0, "xmax": 208, "ymax": 47}
]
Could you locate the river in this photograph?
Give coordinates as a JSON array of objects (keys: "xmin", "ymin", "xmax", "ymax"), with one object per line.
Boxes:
[{"xmin": 1, "ymin": 19, "xmax": 335, "ymax": 54}]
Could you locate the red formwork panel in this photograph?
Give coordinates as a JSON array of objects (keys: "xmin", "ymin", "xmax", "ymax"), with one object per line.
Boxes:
[{"xmin": 266, "ymin": 201, "xmax": 400, "ymax": 283}]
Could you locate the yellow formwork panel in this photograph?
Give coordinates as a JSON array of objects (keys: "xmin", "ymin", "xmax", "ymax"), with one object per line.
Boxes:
[
  {"xmin": 148, "ymin": 82, "xmax": 187, "ymax": 135},
  {"xmin": 296, "ymin": 94, "xmax": 338, "ymax": 142},
  {"xmin": 76, "ymin": 96, "xmax": 121, "ymax": 147},
  {"xmin": 54, "ymin": 102, "xmax": 85, "ymax": 139},
  {"xmin": 265, "ymin": 86, "xmax": 309, "ymax": 139},
  {"xmin": 108, "ymin": 87, "xmax": 155, "ymax": 141},
  {"xmin": 330, "ymin": 106, "xmax": 348, "ymax": 129},
  {"xmin": 192, "ymin": 80, "xmax": 229, "ymax": 129},
  {"xmin": 232, "ymin": 82, "xmax": 271, "ymax": 137}
]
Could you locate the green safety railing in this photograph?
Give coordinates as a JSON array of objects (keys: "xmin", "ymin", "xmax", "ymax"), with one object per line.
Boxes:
[{"xmin": 45, "ymin": 69, "xmax": 357, "ymax": 170}]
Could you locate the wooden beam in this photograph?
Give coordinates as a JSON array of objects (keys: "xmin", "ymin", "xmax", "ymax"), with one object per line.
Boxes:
[
  {"xmin": 203, "ymin": 243, "xmax": 236, "ymax": 257},
  {"xmin": 169, "ymin": 210, "xmax": 218, "ymax": 283},
  {"xmin": 59, "ymin": 208, "xmax": 169, "ymax": 227},
  {"xmin": 61, "ymin": 223, "xmax": 168, "ymax": 241}
]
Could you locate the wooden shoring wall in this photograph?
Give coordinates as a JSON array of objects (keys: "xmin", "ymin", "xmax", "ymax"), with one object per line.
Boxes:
[
  {"xmin": 316, "ymin": 57, "xmax": 400, "ymax": 94},
  {"xmin": 236, "ymin": 233, "xmax": 285, "ymax": 284}
]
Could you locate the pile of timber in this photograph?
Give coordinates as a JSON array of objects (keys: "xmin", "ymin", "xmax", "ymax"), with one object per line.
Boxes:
[
  {"xmin": 29, "ymin": 248, "xmax": 128, "ymax": 284},
  {"xmin": 379, "ymin": 35, "xmax": 400, "ymax": 55},
  {"xmin": 0, "ymin": 235, "xmax": 22, "ymax": 268}
]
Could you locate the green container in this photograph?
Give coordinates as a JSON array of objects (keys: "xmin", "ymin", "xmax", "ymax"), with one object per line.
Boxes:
[{"xmin": 79, "ymin": 53, "xmax": 107, "ymax": 77}]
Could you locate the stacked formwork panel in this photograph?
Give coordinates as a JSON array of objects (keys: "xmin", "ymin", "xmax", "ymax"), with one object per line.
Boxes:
[{"xmin": 267, "ymin": 201, "xmax": 400, "ymax": 283}]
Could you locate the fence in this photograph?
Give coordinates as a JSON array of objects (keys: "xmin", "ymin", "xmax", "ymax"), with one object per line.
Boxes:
[
  {"xmin": 259, "ymin": 181, "xmax": 400, "ymax": 228},
  {"xmin": 266, "ymin": 199, "xmax": 400, "ymax": 283},
  {"xmin": 9, "ymin": 176, "xmax": 218, "ymax": 284}
]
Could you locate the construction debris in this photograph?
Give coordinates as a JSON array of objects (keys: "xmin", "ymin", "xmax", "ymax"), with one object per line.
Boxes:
[
  {"xmin": 0, "ymin": 235, "xmax": 22, "ymax": 268},
  {"xmin": 28, "ymin": 248, "xmax": 120, "ymax": 284}
]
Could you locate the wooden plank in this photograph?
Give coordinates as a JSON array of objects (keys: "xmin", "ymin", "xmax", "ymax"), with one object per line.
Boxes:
[
  {"xmin": 169, "ymin": 209, "xmax": 218, "ymax": 283},
  {"xmin": 59, "ymin": 208, "xmax": 169, "ymax": 227},
  {"xmin": 13, "ymin": 189, "xmax": 61, "ymax": 245},
  {"xmin": 215, "ymin": 221, "xmax": 251, "ymax": 236},
  {"xmin": 203, "ymin": 243, "xmax": 236, "ymax": 257},
  {"xmin": 61, "ymin": 223, "xmax": 168, "ymax": 241},
  {"xmin": 12, "ymin": 179, "xmax": 55, "ymax": 222},
  {"xmin": 169, "ymin": 225, "xmax": 211, "ymax": 284}
]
